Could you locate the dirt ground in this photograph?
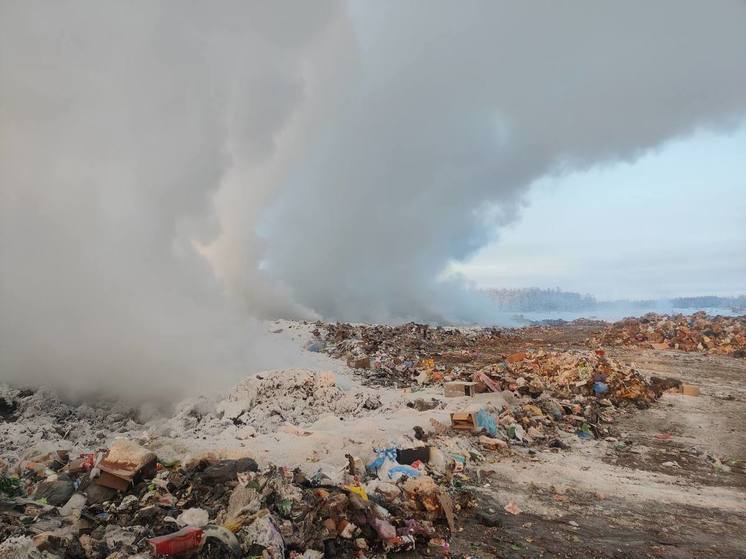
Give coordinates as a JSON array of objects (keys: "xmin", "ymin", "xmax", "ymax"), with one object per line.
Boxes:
[{"xmin": 449, "ymin": 348, "xmax": 746, "ymax": 558}]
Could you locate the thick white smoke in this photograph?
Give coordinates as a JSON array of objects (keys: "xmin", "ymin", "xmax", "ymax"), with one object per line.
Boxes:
[
  {"xmin": 0, "ymin": 0, "xmax": 344, "ymax": 397},
  {"xmin": 2, "ymin": 1, "xmax": 746, "ymax": 395},
  {"xmin": 249, "ymin": 1, "xmax": 746, "ymax": 322}
]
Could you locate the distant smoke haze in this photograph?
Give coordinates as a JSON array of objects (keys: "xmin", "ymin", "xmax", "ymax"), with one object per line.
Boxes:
[{"xmin": 2, "ymin": 1, "xmax": 746, "ymax": 396}]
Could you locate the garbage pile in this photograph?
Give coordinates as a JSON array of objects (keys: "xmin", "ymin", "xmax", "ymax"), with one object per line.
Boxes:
[
  {"xmin": 0, "ymin": 438, "xmax": 461, "ymax": 558},
  {"xmin": 471, "ymin": 349, "xmax": 660, "ymax": 407},
  {"xmin": 590, "ymin": 312, "xmax": 746, "ymax": 357},
  {"xmin": 311, "ymin": 322, "xmax": 502, "ymax": 387},
  {"xmin": 440, "ymin": 348, "xmax": 666, "ymax": 446}
]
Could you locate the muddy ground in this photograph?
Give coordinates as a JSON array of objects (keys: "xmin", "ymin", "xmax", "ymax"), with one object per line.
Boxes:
[{"xmin": 447, "ymin": 346, "xmax": 746, "ymax": 558}]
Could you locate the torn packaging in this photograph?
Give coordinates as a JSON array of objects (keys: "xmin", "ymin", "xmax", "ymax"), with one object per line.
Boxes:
[
  {"xmin": 93, "ymin": 440, "xmax": 157, "ymax": 492},
  {"xmin": 472, "ymin": 371, "xmax": 501, "ymax": 393}
]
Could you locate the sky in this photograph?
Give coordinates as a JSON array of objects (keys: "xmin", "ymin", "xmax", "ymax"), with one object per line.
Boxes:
[{"xmin": 453, "ymin": 123, "xmax": 746, "ymax": 300}]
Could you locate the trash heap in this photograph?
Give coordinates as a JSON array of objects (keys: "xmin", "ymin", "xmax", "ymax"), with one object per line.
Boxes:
[
  {"xmin": 424, "ymin": 350, "xmax": 668, "ymax": 448},
  {"xmin": 311, "ymin": 322, "xmax": 503, "ymax": 387},
  {"xmin": 310, "ymin": 322, "xmax": 667, "ymax": 445},
  {"xmin": 440, "ymin": 348, "xmax": 666, "ymax": 446},
  {"xmin": 471, "ymin": 349, "xmax": 659, "ymax": 407},
  {"xmin": 0, "ymin": 438, "xmax": 461, "ymax": 559},
  {"xmin": 590, "ymin": 312, "xmax": 746, "ymax": 356}
]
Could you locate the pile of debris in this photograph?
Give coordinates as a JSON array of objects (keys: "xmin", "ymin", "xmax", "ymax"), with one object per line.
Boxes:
[
  {"xmin": 590, "ymin": 312, "xmax": 746, "ymax": 356},
  {"xmin": 470, "ymin": 349, "xmax": 660, "ymax": 406},
  {"xmin": 0, "ymin": 435, "xmax": 464, "ymax": 558},
  {"xmin": 309, "ymin": 322, "xmax": 670, "ymax": 445},
  {"xmin": 437, "ymin": 348, "xmax": 669, "ymax": 446},
  {"xmin": 311, "ymin": 322, "xmax": 503, "ymax": 387}
]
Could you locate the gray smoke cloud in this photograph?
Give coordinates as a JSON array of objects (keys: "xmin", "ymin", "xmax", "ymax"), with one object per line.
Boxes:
[
  {"xmin": 251, "ymin": 1, "xmax": 746, "ymax": 322},
  {"xmin": 2, "ymin": 1, "xmax": 746, "ymax": 395},
  {"xmin": 0, "ymin": 0, "xmax": 343, "ymax": 397}
]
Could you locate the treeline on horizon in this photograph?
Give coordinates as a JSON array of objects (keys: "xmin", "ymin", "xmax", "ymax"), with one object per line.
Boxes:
[{"xmin": 485, "ymin": 288, "xmax": 746, "ymax": 313}]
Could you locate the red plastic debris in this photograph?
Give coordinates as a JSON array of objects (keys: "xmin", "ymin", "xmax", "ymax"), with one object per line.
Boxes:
[
  {"xmin": 148, "ymin": 527, "xmax": 204, "ymax": 556},
  {"xmin": 79, "ymin": 453, "xmax": 96, "ymax": 472}
]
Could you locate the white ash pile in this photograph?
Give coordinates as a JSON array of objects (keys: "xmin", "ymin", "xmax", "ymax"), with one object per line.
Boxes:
[
  {"xmin": 1, "ymin": 369, "xmax": 388, "ymax": 472},
  {"xmin": 215, "ymin": 369, "xmax": 383, "ymax": 434},
  {"xmin": 0, "ymin": 385, "xmax": 141, "ymax": 470}
]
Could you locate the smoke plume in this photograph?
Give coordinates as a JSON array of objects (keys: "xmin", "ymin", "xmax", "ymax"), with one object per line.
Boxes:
[{"xmin": 2, "ymin": 1, "xmax": 746, "ymax": 395}]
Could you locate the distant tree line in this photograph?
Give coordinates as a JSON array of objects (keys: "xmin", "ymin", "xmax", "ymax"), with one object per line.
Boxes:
[
  {"xmin": 485, "ymin": 289, "xmax": 746, "ymax": 313},
  {"xmin": 485, "ymin": 288, "xmax": 597, "ymax": 311},
  {"xmin": 670, "ymin": 295, "xmax": 746, "ymax": 312}
]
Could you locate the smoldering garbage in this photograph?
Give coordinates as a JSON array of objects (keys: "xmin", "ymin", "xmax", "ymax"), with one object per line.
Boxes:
[
  {"xmin": 0, "ymin": 351, "xmax": 655, "ymax": 558},
  {"xmin": 313, "ymin": 322, "xmax": 503, "ymax": 387},
  {"xmin": 311, "ymin": 320, "xmax": 677, "ymax": 445},
  {"xmin": 1, "ymin": 318, "xmax": 715, "ymax": 558}
]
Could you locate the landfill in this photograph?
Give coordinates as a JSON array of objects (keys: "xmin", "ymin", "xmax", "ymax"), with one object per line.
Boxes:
[
  {"xmin": 590, "ymin": 312, "xmax": 746, "ymax": 356},
  {"xmin": 311, "ymin": 322, "xmax": 504, "ymax": 388},
  {"xmin": 1, "ymin": 317, "xmax": 742, "ymax": 557},
  {"xmin": 0, "ymin": 437, "xmax": 461, "ymax": 558}
]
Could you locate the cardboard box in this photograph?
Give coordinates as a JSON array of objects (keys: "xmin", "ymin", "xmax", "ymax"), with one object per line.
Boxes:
[
  {"xmin": 94, "ymin": 470, "xmax": 131, "ymax": 492},
  {"xmin": 93, "ymin": 440, "xmax": 157, "ymax": 492},
  {"xmin": 450, "ymin": 411, "xmax": 478, "ymax": 431},
  {"xmin": 444, "ymin": 381, "xmax": 477, "ymax": 398},
  {"xmin": 680, "ymin": 384, "xmax": 700, "ymax": 396}
]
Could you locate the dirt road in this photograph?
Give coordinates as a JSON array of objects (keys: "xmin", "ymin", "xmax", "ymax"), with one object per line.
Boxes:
[{"xmin": 451, "ymin": 349, "xmax": 746, "ymax": 558}]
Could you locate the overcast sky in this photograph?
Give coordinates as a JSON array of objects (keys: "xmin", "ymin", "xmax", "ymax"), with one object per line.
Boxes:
[{"xmin": 454, "ymin": 122, "xmax": 746, "ymax": 299}]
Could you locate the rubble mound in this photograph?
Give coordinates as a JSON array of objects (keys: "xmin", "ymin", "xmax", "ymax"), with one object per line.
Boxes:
[
  {"xmin": 475, "ymin": 349, "xmax": 658, "ymax": 406},
  {"xmin": 314, "ymin": 321, "xmax": 504, "ymax": 386},
  {"xmin": 217, "ymin": 369, "xmax": 383, "ymax": 434},
  {"xmin": 591, "ymin": 312, "xmax": 746, "ymax": 356},
  {"xmin": 1, "ymin": 440, "xmax": 458, "ymax": 558}
]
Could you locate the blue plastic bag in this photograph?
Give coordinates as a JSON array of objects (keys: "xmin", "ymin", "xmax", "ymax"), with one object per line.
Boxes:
[{"xmin": 475, "ymin": 409, "xmax": 497, "ymax": 437}]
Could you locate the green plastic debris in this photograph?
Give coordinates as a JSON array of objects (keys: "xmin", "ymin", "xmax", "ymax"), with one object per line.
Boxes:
[
  {"xmin": 0, "ymin": 475, "xmax": 21, "ymax": 496},
  {"xmin": 276, "ymin": 498, "xmax": 293, "ymax": 517}
]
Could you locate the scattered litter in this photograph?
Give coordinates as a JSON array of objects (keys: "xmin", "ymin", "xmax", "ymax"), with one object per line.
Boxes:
[
  {"xmin": 176, "ymin": 507, "xmax": 209, "ymax": 527},
  {"xmin": 504, "ymin": 501, "xmax": 522, "ymax": 515}
]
